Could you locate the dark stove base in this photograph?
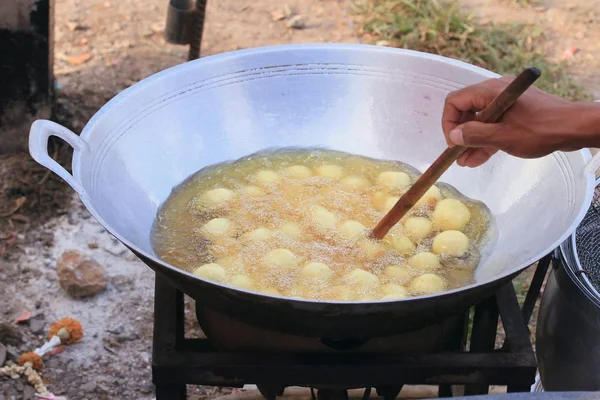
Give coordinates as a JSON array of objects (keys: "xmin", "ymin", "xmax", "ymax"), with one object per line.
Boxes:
[{"xmin": 152, "ymin": 256, "xmax": 550, "ymax": 400}]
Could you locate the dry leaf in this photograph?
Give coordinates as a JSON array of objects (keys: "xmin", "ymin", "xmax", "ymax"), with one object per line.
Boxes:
[{"xmin": 68, "ymin": 54, "xmax": 92, "ymax": 66}]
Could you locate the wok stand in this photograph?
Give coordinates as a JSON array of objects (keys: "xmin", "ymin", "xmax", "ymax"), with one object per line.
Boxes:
[{"xmin": 151, "ymin": 255, "xmax": 550, "ymax": 399}]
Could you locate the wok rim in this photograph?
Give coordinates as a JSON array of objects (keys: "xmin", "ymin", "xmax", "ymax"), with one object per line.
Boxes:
[{"xmin": 71, "ymin": 43, "xmax": 596, "ymax": 305}]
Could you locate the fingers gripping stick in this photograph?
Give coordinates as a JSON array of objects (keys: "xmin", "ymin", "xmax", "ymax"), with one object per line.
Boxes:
[{"xmin": 370, "ymin": 67, "xmax": 542, "ymax": 240}]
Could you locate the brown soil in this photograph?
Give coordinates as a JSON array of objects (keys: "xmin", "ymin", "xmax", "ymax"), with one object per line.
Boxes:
[{"xmin": 461, "ymin": 0, "xmax": 600, "ymax": 99}]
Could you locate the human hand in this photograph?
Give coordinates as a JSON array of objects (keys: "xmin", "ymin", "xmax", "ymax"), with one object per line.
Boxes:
[{"xmin": 441, "ymin": 75, "xmax": 584, "ymax": 167}]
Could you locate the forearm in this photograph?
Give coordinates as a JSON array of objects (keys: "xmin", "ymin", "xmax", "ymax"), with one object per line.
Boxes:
[{"xmin": 568, "ymin": 102, "xmax": 600, "ymax": 149}]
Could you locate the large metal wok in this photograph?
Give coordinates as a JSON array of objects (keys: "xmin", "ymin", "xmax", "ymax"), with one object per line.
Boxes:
[{"xmin": 29, "ymin": 44, "xmax": 595, "ymax": 339}]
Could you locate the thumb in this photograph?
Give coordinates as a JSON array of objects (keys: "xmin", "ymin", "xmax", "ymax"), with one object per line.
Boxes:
[{"xmin": 448, "ymin": 121, "xmax": 503, "ymax": 148}]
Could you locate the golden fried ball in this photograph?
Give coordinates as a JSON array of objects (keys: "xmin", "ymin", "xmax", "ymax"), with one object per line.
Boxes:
[
  {"xmin": 315, "ymin": 164, "xmax": 345, "ymax": 179},
  {"xmin": 299, "ymin": 262, "xmax": 333, "ymax": 282},
  {"xmin": 358, "ymin": 238, "xmax": 387, "ymax": 258},
  {"xmin": 377, "ymin": 171, "xmax": 411, "ymax": 191},
  {"xmin": 281, "ymin": 221, "xmax": 303, "ymax": 238},
  {"xmin": 255, "ymin": 169, "xmax": 281, "ymax": 184},
  {"xmin": 432, "ymin": 230, "xmax": 470, "ymax": 256},
  {"xmin": 323, "ymin": 285, "xmax": 354, "ymax": 301},
  {"xmin": 262, "ymin": 248, "xmax": 299, "ymax": 269},
  {"xmin": 415, "ymin": 185, "xmax": 442, "ymax": 208},
  {"xmin": 384, "ymin": 196, "xmax": 400, "ymax": 212},
  {"xmin": 404, "ymin": 217, "xmax": 433, "ymax": 241},
  {"xmin": 343, "ymin": 268, "xmax": 381, "ymax": 289},
  {"xmin": 200, "ymin": 218, "xmax": 235, "ymax": 240},
  {"xmin": 340, "ymin": 175, "xmax": 370, "ymax": 190},
  {"xmin": 193, "ymin": 263, "xmax": 226, "ymax": 282},
  {"xmin": 385, "ymin": 234, "xmax": 415, "ymax": 255},
  {"xmin": 338, "ymin": 220, "xmax": 366, "ymax": 240},
  {"xmin": 409, "ymin": 273, "xmax": 447, "ymax": 295},
  {"xmin": 433, "ymin": 198, "xmax": 471, "ymax": 231},
  {"xmin": 215, "ymin": 256, "xmax": 238, "ymax": 268},
  {"xmin": 408, "ymin": 252, "xmax": 440, "ymax": 271},
  {"xmin": 371, "ymin": 191, "xmax": 389, "ymax": 212},
  {"xmin": 380, "ymin": 283, "xmax": 409, "ymax": 298},
  {"xmin": 284, "ymin": 165, "xmax": 313, "ymax": 179},
  {"xmin": 383, "ymin": 265, "xmax": 413, "ymax": 285},
  {"xmin": 240, "ymin": 227, "xmax": 272, "ymax": 242},
  {"xmin": 243, "ymin": 185, "xmax": 267, "ymax": 197},
  {"xmin": 311, "ymin": 205, "xmax": 338, "ymax": 229},
  {"xmin": 198, "ymin": 188, "xmax": 234, "ymax": 209},
  {"xmin": 229, "ymin": 274, "xmax": 254, "ymax": 290}
]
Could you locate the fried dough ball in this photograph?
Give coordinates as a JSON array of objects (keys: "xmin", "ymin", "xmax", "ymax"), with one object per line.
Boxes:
[
  {"xmin": 262, "ymin": 248, "xmax": 299, "ymax": 269},
  {"xmin": 384, "ymin": 196, "xmax": 400, "ymax": 212},
  {"xmin": 370, "ymin": 191, "xmax": 388, "ymax": 212},
  {"xmin": 409, "ymin": 273, "xmax": 447, "ymax": 295},
  {"xmin": 432, "ymin": 230, "xmax": 470, "ymax": 256},
  {"xmin": 229, "ymin": 274, "xmax": 254, "ymax": 290},
  {"xmin": 404, "ymin": 217, "xmax": 433, "ymax": 241},
  {"xmin": 383, "ymin": 265, "xmax": 413, "ymax": 285},
  {"xmin": 193, "ymin": 263, "xmax": 226, "ymax": 282},
  {"xmin": 240, "ymin": 227, "xmax": 272, "ymax": 242},
  {"xmin": 323, "ymin": 285, "xmax": 354, "ymax": 301},
  {"xmin": 215, "ymin": 256, "xmax": 238, "ymax": 268},
  {"xmin": 200, "ymin": 218, "xmax": 235, "ymax": 240},
  {"xmin": 311, "ymin": 205, "xmax": 338, "ymax": 229},
  {"xmin": 255, "ymin": 169, "xmax": 280, "ymax": 184},
  {"xmin": 433, "ymin": 198, "xmax": 471, "ymax": 231},
  {"xmin": 281, "ymin": 221, "xmax": 303, "ymax": 238},
  {"xmin": 340, "ymin": 175, "xmax": 370, "ymax": 190},
  {"xmin": 408, "ymin": 252, "xmax": 440, "ymax": 271},
  {"xmin": 385, "ymin": 234, "xmax": 415, "ymax": 255},
  {"xmin": 343, "ymin": 268, "xmax": 381, "ymax": 289},
  {"xmin": 299, "ymin": 262, "xmax": 333, "ymax": 282},
  {"xmin": 315, "ymin": 164, "xmax": 345, "ymax": 179},
  {"xmin": 377, "ymin": 171, "xmax": 410, "ymax": 191},
  {"xmin": 243, "ymin": 185, "xmax": 267, "ymax": 197},
  {"xmin": 358, "ymin": 239, "xmax": 387, "ymax": 258},
  {"xmin": 198, "ymin": 188, "xmax": 234, "ymax": 209},
  {"xmin": 338, "ymin": 220, "xmax": 366, "ymax": 240},
  {"xmin": 284, "ymin": 165, "xmax": 313, "ymax": 178},
  {"xmin": 380, "ymin": 283, "xmax": 409, "ymax": 298},
  {"xmin": 415, "ymin": 186, "xmax": 442, "ymax": 208}
]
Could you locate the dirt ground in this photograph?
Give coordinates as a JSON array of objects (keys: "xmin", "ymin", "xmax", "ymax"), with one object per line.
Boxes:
[
  {"xmin": 0, "ymin": 0, "xmax": 598, "ymax": 399},
  {"xmin": 462, "ymin": 0, "xmax": 600, "ymax": 98}
]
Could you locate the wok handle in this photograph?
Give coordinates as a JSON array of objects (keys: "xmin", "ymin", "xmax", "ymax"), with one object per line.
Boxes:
[{"xmin": 29, "ymin": 120, "xmax": 88, "ymax": 197}]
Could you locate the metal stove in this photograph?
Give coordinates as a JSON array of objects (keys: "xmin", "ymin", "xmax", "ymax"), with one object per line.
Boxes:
[{"xmin": 151, "ymin": 256, "xmax": 550, "ymax": 400}]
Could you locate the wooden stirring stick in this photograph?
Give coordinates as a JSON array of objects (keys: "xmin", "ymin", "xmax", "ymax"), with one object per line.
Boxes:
[{"xmin": 370, "ymin": 67, "xmax": 541, "ymax": 240}]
